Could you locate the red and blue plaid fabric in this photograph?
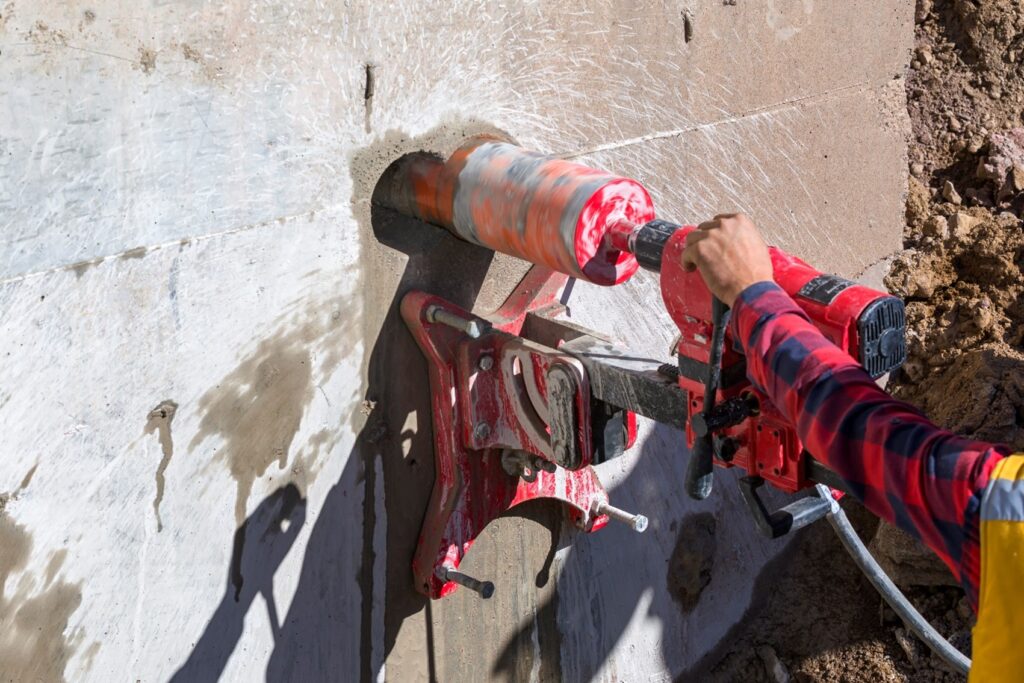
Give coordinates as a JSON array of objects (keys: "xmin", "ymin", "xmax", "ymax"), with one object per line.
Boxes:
[{"xmin": 731, "ymin": 282, "xmax": 1011, "ymax": 609}]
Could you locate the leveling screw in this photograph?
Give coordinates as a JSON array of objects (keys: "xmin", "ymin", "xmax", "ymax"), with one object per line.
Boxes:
[
  {"xmin": 440, "ymin": 567, "xmax": 495, "ymax": 599},
  {"xmin": 593, "ymin": 500, "xmax": 648, "ymax": 533},
  {"xmin": 426, "ymin": 305, "xmax": 485, "ymax": 339}
]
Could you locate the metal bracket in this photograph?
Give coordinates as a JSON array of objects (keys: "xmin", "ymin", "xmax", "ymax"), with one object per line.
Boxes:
[{"xmin": 401, "ymin": 266, "xmax": 644, "ymax": 599}]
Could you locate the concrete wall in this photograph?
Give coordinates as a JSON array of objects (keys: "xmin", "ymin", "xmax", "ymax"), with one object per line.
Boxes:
[{"xmin": 0, "ymin": 2, "xmax": 910, "ymax": 681}]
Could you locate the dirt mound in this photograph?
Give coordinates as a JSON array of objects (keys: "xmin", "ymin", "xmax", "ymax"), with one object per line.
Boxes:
[
  {"xmin": 874, "ymin": 0, "xmax": 1024, "ymax": 676},
  {"xmin": 702, "ymin": 506, "xmax": 967, "ymax": 683},
  {"xmin": 892, "ymin": 0, "xmax": 1024, "ymax": 452},
  {"xmin": 908, "ymin": 0, "xmax": 1024, "ymax": 184},
  {"xmin": 887, "ymin": 204, "xmax": 1024, "ymax": 448},
  {"xmin": 894, "ymin": 343, "xmax": 1024, "ymax": 448},
  {"xmin": 885, "ymin": 1, "xmax": 1024, "ymax": 677}
]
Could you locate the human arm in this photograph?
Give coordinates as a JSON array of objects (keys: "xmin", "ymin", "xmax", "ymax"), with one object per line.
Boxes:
[{"xmin": 682, "ymin": 214, "xmax": 1010, "ymax": 606}]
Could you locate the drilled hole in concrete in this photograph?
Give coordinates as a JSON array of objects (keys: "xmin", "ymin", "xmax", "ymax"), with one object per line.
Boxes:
[
  {"xmin": 369, "ymin": 150, "xmax": 450, "ymax": 253},
  {"xmin": 361, "ymin": 129, "xmax": 538, "ymax": 315}
]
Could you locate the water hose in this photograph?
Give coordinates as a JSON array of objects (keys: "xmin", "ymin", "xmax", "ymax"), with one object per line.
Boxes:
[{"xmin": 814, "ymin": 484, "xmax": 971, "ymax": 675}]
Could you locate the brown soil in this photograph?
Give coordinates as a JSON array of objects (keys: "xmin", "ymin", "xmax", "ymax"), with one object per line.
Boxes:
[
  {"xmin": 892, "ymin": 0, "xmax": 1024, "ymax": 450},
  {"xmin": 701, "ymin": 505, "xmax": 970, "ymax": 683},
  {"xmin": 709, "ymin": 1, "xmax": 1024, "ymax": 680}
]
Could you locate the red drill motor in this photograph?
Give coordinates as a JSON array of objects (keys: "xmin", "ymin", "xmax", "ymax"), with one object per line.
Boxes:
[
  {"xmin": 610, "ymin": 218, "xmax": 905, "ymax": 520},
  {"xmin": 379, "ymin": 137, "xmax": 906, "ymax": 534}
]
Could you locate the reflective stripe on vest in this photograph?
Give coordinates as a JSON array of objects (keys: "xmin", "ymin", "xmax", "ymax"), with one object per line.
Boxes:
[{"xmin": 971, "ymin": 454, "xmax": 1024, "ymax": 682}]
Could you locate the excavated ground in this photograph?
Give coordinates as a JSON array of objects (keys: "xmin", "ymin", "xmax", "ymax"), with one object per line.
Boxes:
[{"xmin": 706, "ymin": 1, "xmax": 1024, "ymax": 680}]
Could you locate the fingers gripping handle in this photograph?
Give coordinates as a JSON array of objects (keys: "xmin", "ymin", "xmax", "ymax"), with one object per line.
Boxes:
[{"xmin": 685, "ymin": 297, "xmax": 731, "ymax": 500}]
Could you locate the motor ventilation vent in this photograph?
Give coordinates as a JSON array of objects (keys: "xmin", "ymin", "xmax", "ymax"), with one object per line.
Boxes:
[{"xmin": 857, "ymin": 296, "xmax": 907, "ymax": 378}]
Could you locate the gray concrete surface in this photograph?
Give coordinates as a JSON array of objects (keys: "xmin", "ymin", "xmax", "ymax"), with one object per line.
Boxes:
[{"xmin": 0, "ymin": 1, "xmax": 911, "ymax": 681}]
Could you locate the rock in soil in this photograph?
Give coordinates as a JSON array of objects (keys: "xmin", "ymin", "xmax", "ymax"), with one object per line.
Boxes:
[{"xmin": 869, "ymin": 523, "xmax": 957, "ymax": 589}]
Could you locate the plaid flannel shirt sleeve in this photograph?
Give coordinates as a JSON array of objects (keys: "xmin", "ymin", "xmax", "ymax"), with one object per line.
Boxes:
[{"xmin": 730, "ymin": 281, "xmax": 1009, "ymax": 608}]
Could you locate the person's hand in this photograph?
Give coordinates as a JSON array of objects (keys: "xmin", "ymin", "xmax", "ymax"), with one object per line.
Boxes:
[{"xmin": 680, "ymin": 213, "xmax": 774, "ymax": 307}]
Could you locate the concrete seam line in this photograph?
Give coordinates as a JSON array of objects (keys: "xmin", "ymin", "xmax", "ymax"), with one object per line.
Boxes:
[
  {"xmin": 0, "ymin": 40, "xmax": 136, "ymax": 63},
  {"xmin": 560, "ymin": 80, "xmax": 877, "ymax": 160},
  {"xmin": 852, "ymin": 249, "xmax": 903, "ymax": 281},
  {"xmin": 0, "ymin": 203, "xmax": 337, "ymax": 287}
]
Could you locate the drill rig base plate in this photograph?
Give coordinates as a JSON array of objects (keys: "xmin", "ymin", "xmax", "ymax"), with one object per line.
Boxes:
[{"xmin": 401, "ymin": 267, "xmax": 615, "ymax": 599}]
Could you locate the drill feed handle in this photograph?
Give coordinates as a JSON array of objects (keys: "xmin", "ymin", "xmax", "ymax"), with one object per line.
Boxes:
[
  {"xmin": 685, "ymin": 437, "xmax": 716, "ymax": 500},
  {"xmin": 684, "ymin": 296, "xmax": 730, "ymax": 500}
]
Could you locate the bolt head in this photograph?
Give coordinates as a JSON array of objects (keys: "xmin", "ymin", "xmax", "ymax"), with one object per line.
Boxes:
[
  {"xmin": 632, "ymin": 515, "xmax": 649, "ymax": 533},
  {"xmin": 473, "ymin": 422, "xmax": 491, "ymax": 441},
  {"xmin": 478, "ymin": 354, "xmax": 494, "ymax": 371}
]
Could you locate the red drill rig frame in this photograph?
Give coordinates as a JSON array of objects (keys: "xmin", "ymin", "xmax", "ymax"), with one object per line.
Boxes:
[
  {"xmin": 376, "ymin": 138, "xmax": 906, "ymax": 600},
  {"xmin": 400, "ymin": 266, "xmax": 642, "ymax": 599}
]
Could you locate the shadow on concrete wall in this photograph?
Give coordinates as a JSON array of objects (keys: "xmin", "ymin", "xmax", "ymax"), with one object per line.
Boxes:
[
  {"xmin": 167, "ymin": 180, "xmax": 502, "ymax": 680},
  {"xmin": 489, "ymin": 428, "xmax": 670, "ymax": 682},
  {"xmin": 488, "ymin": 419, "xmax": 871, "ymax": 682},
  {"xmin": 489, "ymin": 422, "xmax": 705, "ymax": 682},
  {"xmin": 169, "ymin": 484, "xmax": 307, "ymax": 682},
  {"xmin": 165, "ymin": 131, "xmax": 683, "ymax": 679}
]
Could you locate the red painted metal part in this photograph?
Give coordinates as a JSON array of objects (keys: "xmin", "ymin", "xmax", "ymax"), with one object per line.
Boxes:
[
  {"xmin": 376, "ymin": 137, "xmax": 654, "ymax": 285},
  {"xmin": 624, "ymin": 410, "xmax": 638, "ymax": 450},
  {"xmin": 401, "ymin": 267, "xmax": 614, "ymax": 599},
  {"xmin": 658, "ymin": 226, "xmax": 888, "ymax": 495}
]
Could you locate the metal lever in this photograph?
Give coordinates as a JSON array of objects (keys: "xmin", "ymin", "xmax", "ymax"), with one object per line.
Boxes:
[
  {"xmin": 684, "ymin": 296, "xmax": 730, "ymax": 500},
  {"xmin": 738, "ymin": 476, "xmax": 832, "ymax": 538},
  {"xmin": 439, "ymin": 566, "xmax": 495, "ymax": 599}
]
